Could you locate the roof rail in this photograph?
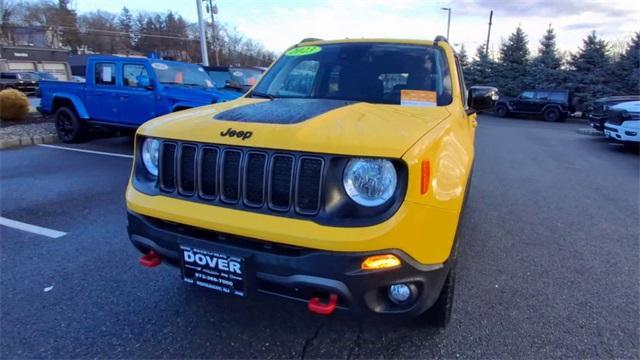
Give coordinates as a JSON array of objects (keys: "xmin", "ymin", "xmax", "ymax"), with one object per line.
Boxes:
[
  {"xmin": 434, "ymin": 35, "xmax": 448, "ymax": 44},
  {"xmin": 299, "ymin": 38, "xmax": 323, "ymax": 43}
]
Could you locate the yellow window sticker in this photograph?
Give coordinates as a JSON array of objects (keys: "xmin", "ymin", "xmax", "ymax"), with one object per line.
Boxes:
[
  {"xmin": 285, "ymin": 46, "xmax": 322, "ymax": 57},
  {"xmin": 401, "ymin": 90, "xmax": 437, "ymax": 107}
]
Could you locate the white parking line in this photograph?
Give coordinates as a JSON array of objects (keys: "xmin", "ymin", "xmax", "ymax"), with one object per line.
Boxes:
[
  {"xmin": 37, "ymin": 144, "xmax": 133, "ymax": 159},
  {"xmin": 0, "ymin": 216, "xmax": 67, "ymax": 238}
]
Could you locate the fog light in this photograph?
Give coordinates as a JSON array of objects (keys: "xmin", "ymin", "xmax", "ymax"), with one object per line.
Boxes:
[{"xmin": 388, "ymin": 283, "xmax": 412, "ymax": 304}]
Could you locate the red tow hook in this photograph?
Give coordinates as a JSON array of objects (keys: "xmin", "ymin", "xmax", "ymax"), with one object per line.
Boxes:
[
  {"xmin": 308, "ymin": 293, "xmax": 338, "ymax": 315},
  {"xmin": 139, "ymin": 250, "xmax": 161, "ymax": 268}
]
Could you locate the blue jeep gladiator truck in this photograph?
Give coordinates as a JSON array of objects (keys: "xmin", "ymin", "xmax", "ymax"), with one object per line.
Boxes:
[{"xmin": 38, "ymin": 56, "xmax": 241, "ymax": 143}]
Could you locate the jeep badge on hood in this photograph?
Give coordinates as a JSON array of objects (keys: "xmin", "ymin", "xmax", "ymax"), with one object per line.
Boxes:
[{"xmin": 220, "ymin": 127, "xmax": 253, "ymax": 140}]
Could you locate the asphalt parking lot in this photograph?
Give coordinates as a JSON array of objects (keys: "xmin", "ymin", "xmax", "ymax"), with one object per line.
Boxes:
[{"xmin": 1, "ymin": 114, "xmax": 638, "ymax": 359}]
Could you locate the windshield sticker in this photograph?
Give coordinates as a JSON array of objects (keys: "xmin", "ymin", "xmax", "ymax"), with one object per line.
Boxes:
[
  {"xmin": 198, "ymin": 67, "xmax": 205, "ymax": 72},
  {"xmin": 285, "ymin": 46, "xmax": 321, "ymax": 57},
  {"xmin": 401, "ymin": 90, "xmax": 437, "ymax": 107},
  {"xmin": 232, "ymin": 71, "xmax": 244, "ymax": 77},
  {"xmin": 151, "ymin": 62, "xmax": 169, "ymax": 70}
]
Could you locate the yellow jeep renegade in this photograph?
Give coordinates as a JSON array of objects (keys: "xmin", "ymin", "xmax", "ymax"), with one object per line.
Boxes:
[{"xmin": 126, "ymin": 37, "xmax": 495, "ymax": 327}]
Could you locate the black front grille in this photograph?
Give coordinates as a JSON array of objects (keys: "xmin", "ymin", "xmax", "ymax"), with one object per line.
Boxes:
[
  {"xmin": 159, "ymin": 142, "xmax": 324, "ymax": 217},
  {"xmin": 160, "ymin": 143, "xmax": 177, "ymax": 191},
  {"xmin": 221, "ymin": 149, "xmax": 242, "ymax": 203}
]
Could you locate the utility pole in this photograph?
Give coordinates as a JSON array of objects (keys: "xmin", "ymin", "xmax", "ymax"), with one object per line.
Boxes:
[
  {"xmin": 485, "ymin": 10, "xmax": 493, "ymax": 58},
  {"xmin": 206, "ymin": 0, "xmax": 220, "ymax": 66},
  {"xmin": 196, "ymin": 0, "xmax": 209, "ymax": 66},
  {"xmin": 441, "ymin": 7, "xmax": 451, "ymax": 41}
]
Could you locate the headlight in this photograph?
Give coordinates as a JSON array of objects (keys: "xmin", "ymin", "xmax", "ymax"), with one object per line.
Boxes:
[
  {"xmin": 343, "ymin": 158, "xmax": 397, "ymax": 207},
  {"xmin": 141, "ymin": 138, "xmax": 160, "ymax": 176}
]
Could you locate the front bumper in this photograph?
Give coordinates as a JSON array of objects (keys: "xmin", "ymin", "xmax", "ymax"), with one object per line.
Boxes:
[
  {"xmin": 604, "ymin": 122, "xmax": 640, "ymax": 143},
  {"xmin": 127, "ymin": 211, "xmax": 451, "ymax": 316},
  {"xmin": 588, "ymin": 115, "xmax": 606, "ymax": 131}
]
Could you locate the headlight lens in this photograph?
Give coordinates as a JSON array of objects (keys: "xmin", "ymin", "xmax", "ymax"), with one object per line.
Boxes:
[
  {"xmin": 141, "ymin": 138, "xmax": 160, "ymax": 176},
  {"xmin": 343, "ymin": 158, "xmax": 397, "ymax": 207}
]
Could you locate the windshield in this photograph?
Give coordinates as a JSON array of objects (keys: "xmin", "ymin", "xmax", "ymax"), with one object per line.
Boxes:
[
  {"xmin": 19, "ymin": 73, "xmax": 38, "ymax": 80},
  {"xmin": 207, "ymin": 70, "xmax": 231, "ymax": 89},
  {"xmin": 229, "ymin": 67, "xmax": 263, "ymax": 88},
  {"xmin": 252, "ymin": 43, "xmax": 452, "ymax": 105},
  {"xmin": 152, "ymin": 61, "xmax": 213, "ymax": 88}
]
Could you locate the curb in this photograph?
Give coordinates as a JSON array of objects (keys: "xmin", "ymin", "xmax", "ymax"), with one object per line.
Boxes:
[
  {"xmin": 0, "ymin": 134, "xmax": 58, "ymax": 150},
  {"xmin": 576, "ymin": 128, "xmax": 604, "ymax": 137}
]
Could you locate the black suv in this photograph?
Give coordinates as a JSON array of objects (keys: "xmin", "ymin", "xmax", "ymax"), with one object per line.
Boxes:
[
  {"xmin": 0, "ymin": 72, "xmax": 38, "ymax": 94},
  {"xmin": 494, "ymin": 89, "xmax": 574, "ymax": 122},
  {"xmin": 585, "ymin": 95, "xmax": 640, "ymax": 131}
]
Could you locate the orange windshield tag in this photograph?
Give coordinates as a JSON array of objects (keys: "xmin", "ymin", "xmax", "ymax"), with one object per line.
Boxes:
[{"xmin": 401, "ymin": 90, "xmax": 437, "ymax": 107}]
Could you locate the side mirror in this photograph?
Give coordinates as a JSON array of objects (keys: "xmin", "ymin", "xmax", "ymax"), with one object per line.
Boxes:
[
  {"xmin": 137, "ymin": 75, "xmax": 153, "ymax": 90},
  {"xmin": 468, "ymin": 87, "xmax": 498, "ymax": 112}
]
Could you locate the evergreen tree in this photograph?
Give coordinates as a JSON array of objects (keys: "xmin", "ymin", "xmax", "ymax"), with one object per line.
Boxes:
[
  {"xmin": 614, "ymin": 32, "xmax": 640, "ymax": 94},
  {"xmin": 458, "ymin": 44, "xmax": 469, "ymax": 69},
  {"xmin": 530, "ymin": 26, "xmax": 568, "ymax": 89},
  {"xmin": 570, "ymin": 31, "xmax": 610, "ymax": 73},
  {"xmin": 569, "ymin": 31, "xmax": 613, "ymax": 107},
  {"xmin": 496, "ymin": 26, "xmax": 531, "ymax": 96},
  {"xmin": 536, "ymin": 26, "xmax": 562, "ymax": 70},
  {"xmin": 465, "ymin": 43, "xmax": 495, "ymax": 87}
]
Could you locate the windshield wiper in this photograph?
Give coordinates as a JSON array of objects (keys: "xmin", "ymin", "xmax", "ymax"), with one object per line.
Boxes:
[{"xmin": 250, "ymin": 91, "xmax": 276, "ymax": 100}]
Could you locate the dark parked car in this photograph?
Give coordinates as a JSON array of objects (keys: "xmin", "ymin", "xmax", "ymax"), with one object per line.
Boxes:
[
  {"xmin": 0, "ymin": 72, "xmax": 38, "ymax": 94},
  {"xmin": 494, "ymin": 89, "xmax": 575, "ymax": 122},
  {"xmin": 585, "ymin": 95, "xmax": 640, "ymax": 131}
]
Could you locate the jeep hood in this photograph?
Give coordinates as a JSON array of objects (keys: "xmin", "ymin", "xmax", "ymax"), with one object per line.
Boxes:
[{"xmin": 139, "ymin": 98, "xmax": 451, "ymax": 158}]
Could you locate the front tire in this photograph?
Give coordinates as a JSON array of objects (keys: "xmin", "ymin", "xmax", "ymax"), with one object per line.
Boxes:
[
  {"xmin": 55, "ymin": 107, "xmax": 86, "ymax": 143},
  {"xmin": 495, "ymin": 104, "xmax": 509, "ymax": 117},
  {"xmin": 543, "ymin": 107, "xmax": 561, "ymax": 122},
  {"xmin": 623, "ymin": 142, "xmax": 639, "ymax": 153}
]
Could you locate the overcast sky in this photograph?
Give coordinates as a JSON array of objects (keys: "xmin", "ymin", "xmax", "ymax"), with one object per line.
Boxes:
[{"xmin": 71, "ymin": 0, "xmax": 639, "ymax": 56}]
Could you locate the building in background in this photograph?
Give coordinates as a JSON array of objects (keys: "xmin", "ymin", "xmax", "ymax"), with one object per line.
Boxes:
[{"xmin": 0, "ymin": 45, "xmax": 72, "ymax": 80}]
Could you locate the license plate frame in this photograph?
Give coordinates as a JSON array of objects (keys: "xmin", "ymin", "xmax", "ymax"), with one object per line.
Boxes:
[{"xmin": 179, "ymin": 241, "xmax": 251, "ymax": 297}]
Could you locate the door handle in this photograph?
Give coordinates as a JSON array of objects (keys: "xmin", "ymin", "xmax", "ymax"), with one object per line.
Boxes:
[
  {"xmin": 94, "ymin": 91, "xmax": 104, "ymax": 96},
  {"xmin": 119, "ymin": 95, "xmax": 129, "ymax": 99}
]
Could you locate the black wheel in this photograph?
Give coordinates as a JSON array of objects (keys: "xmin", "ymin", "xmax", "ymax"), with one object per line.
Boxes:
[
  {"xmin": 623, "ymin": 142, "xmax": 640, "ymax": 153},
  {"xmin": 55, "ymin": 107, "xmax": 86, "ymax": 143},
  {"xmin": 543, "ymin": 107, "xmax": 561, "ymax": 122},
  {"xmin": 495, "ymin": 104, "xmax": 509, "ymax": 117}
]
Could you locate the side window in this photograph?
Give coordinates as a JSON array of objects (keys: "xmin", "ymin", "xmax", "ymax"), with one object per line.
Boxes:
[
  {"xmin": 548, "ymin": 92, "xmax": 566, "ymax": 102},
  {"xmin": 277, "ymin": 60, "xmax": 319, "ymax": 96},
  {"xmin": 123, "ymin": 64, "xmax": 149, "ymax": 87},
  {"xmin": 535, "ymin": 91, "xmax": 549, "ymax": 100},
  {"xmin": 520, "ymin": 91, "xmax": 534, "ymax": 100},
  {"xmin": 95, "ymin": 63, "xmax": 116, "ymax": 85}
]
